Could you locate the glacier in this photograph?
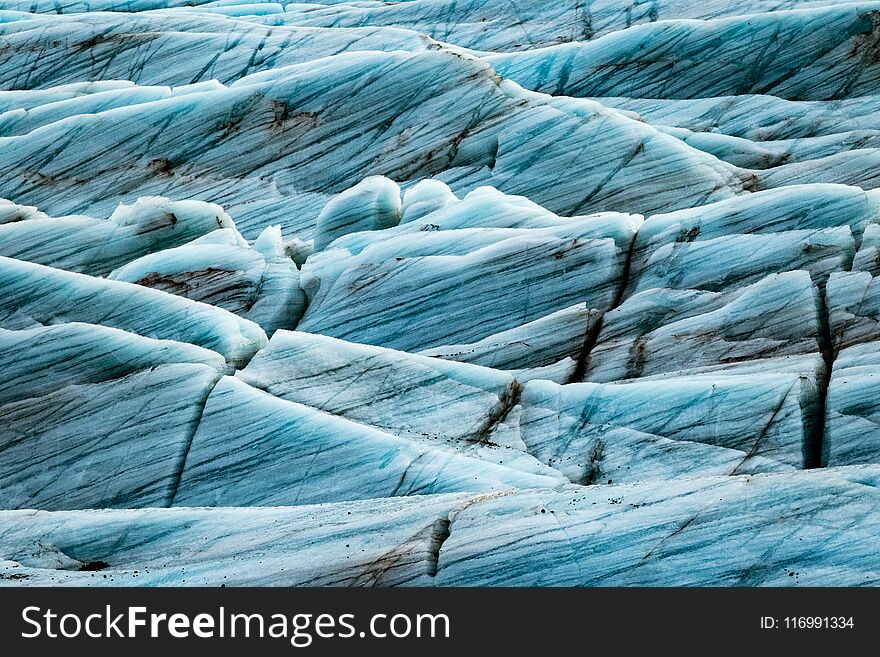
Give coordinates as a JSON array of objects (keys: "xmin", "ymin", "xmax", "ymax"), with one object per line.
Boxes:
[
  {"xmin": 5, "ymin": 469, "xmax": 880, "ymax": 586},
  {"xmin": 486, "ymin": 4, "xmax": 880, "ymax": 101},
  {"xmin": 3, "ymin": 0, "xmax": 880, "ymax": 587}
]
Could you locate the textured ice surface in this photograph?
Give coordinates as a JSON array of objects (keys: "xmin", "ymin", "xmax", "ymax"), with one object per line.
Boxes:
[
  {"xmin": 0, "ymin": 196, "xmax": 235, "ymax": 276},
  {"xmin": 4, "ymin": 0, "xmax": 880, "ymax": 587},
  {"xmin": 236, "ymin": 330, "xmax": 529, "ymax": 449},
  {"xmin": 0, "ymin": 495, "xmax": 473, "ymax": 586},
  {"xmin": 520, "ymin": 375, "xmax": 814, "ymax": 482},
  {"xmin": 585, "ymin": 272, "xmax": 823, "ymax": 382},
  {"xmin": 0, "ymin": 256, "xmax": 267, "ymax": 366},
  {"xmin": 828, "ymin": 270, "xmax": 880, "ymax": 352},
  {"xmin": 0, "ymin": 49, "xmax": 744, "ymax": 239},
  {"xmin": 0, "ymin": 323, "xmax": 225, "ymax": 509},
  {"xmin": 824, "ymin": 266, "xmax": 880, "ymax": 466},
  {"xmin": 631, "ymin": 184, "xmax": 880, "ymax": 283},
  {"xmin": 313, "ymin": 176, "xmax": 402, "ymax": 250},
  {"xmin": 0, "ymin": 13, "xmax": 434, "ymax": 89},
  {"xmin": 110, "ymin": 225, "xmax": 307, "ymax": 334},
  {"xmin": 418, "ymin": 303, "xmax": 599, "ymax": 380},
  {"xmin": 317, "ymin": 185, "xmax": 642, "ymax": 255},
  {"xmin": 173, "ymin": 376, "xmax": 563, "ymax": 506},
  {"xmin": 301, "ymin": 234, "xmax": 620, "ymax": 350},
  {"xmin": 488, "ymin": 5, "xmax": 880, "ymax": 100},
  {"xmin": 594, "ymin": 93, "xmax": 880, "ymax": 141},
  {"xmin": 0, "ymin": 1, "xmax": 851, "ymax": 51},
  {"xmin": 825, "ymin": 343, "xmax": 880, "ymax": 466},
  {"xmin": 5, "ymin": 468, "xmax": 880, "ymax": 586},
  {"xmin": 853, "ymin": 223, "xmax": 880, "ymax": 275},
  {"xmin": 298, "ymin": 207, "xmax": 639, "ymax": 350},
  {"xmin": 433, "ymin": 468, "xmax": 880, "ymax": 586}
]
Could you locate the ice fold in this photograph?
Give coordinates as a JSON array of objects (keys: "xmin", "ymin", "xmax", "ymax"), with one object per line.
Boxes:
[
  {"xmin": 173, "ymin": 376, "xmax": 563, "ymax": 507},
  {"xmin": 0, "ymin": 50, "xmax": 744, "ymax": 240},
  {"xmin": 110, "ymin": 225, "xmax": 306, "ymax": 335},
  {"xmin": 0, "ymin": 196, "xmax": 235, "ymax": 276},
  {"xmin": 0, "ymin": 256, "xmax": 267, "ymax": 366},
  {"xmin": 236, "ymin": 330, "xmax": 531, "ymax": 451},
  {"xmin": 0, "ymin": 323, "xmax": 225, "ymax": 509},
  {"xmin": 298, "ymin": 223, "xmax": 626, "ymax": 352},
  {"xmin": 487, "ymin": 5, "xmax": 880, "ymax": 101},
  {"xmin": 5, "ymin": 468, "xmax": 880, "ymax": 586},
  {"xmin": 519, "ymin": 374, "xmax": 814, "ymax": 483}
]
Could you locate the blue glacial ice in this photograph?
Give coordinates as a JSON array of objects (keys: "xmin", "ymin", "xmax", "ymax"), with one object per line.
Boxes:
[
  {"xmin": 109, "ymin": 225, "xmax": 307, "ymax": 335},
  {"xmin": 0, "ymin": 255, "xmax": 267, "ymax": 366},
  {"xmin": 486, "ymin": 4, "xmax": 880, "ymax": 101},
  {"xmin": 0, "ymin": 196, "xmax": 236, "ymax": 275},
  {"xmin": 0, "ymin": 323, "xmax": 226, "ymax": 509},
  {"xmin": 4, "ymin": 0, "xmax": 880, "ymax": 587},
  {"xmin": 0, "ymin": 47, "xmax": 748, "ymax": 238},
  {"xmin": 5, "ymin": 469, "xmax": 880, "ymax": 586}
]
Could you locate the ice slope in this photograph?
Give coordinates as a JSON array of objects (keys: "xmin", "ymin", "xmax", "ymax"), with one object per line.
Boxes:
[
  {"xmin": 487, "ymin": 4, "xmax": 880, "ymax": 100},
  {"xmin": 0, "ymin": 323, "xmax": 226, "ymax": 509},
  {"xmin": 0, "ymin": 195, "xmax": 304, "ymax": 333},
  {"xmin": 313, "ymin": 176, "xmax": 403, "ymax": 250},
  {"xmin": 1, "ymin": 321, "xmax": 564, "ymax": 510},
  {"xmin": 0, "ymin": 196, "xmax": 235, "ymax": 276},
  {"xmin": 595, "ymin": 94, "xmax": 880, "ymax": 191},
  {"xmin": 822, "ymin": 266, "xmax": 880, "ymax": 466},
  {"xmin": 173, "ymin": 376, "xmax": 563, "ymax": 507},
  {"xmin": 638, "ymin": 228, "xmax": 853, "ymax": 291},
  {"xmin": 520, "ymin": 375, "xmax": 813, "ymax": 482},
  {"xmin": 0, "ymin": 49, "xmax": 745, "ymax": 240},
  {"xmin": 824, "ymin": 344, "xmax": 880, "ymax": 466},
  {"xmin": 434, "ymin": 468, "xmax": 880, "ymax": 586},
  {"xmin": 3, "ymin": 0, "xmax": 844, "ymax": 52},
  {"xmin": 4, "ymin": 468, "xmax": 880, "ymax": 586},
  {"xmin": 239, "ymin": 1, "xmax": 856, "ymax": 53},
  {"xmin": 299, "ymin": 225, "xmax": 625, "ymax": 351},
  {"xmin": 418, "ymin": 303, "xmax": 599, "ymax": 382},
  {"xmin": 298, "ymin": 196, "xmax": 641, "ymax": 352},
  {"xmin": 0, "ymin": 13, "xmax": 434, "ymax": 89},
  {"xmin": 630, "ymin": 185, "xmax": 880, "ymax": 283},
  {"xmin": 0, "ymin": 256, "xmax": 267, "ymax": 365},
  {"xmin": 109, "ymin": 226, "xmax": 306, "ymax": 335},
  {"xmin": 828, "ymin": 271, "xmax": 880, "ymax": 353},
  {"xmin": 0, "ymin": 495, "xmax": 472, "ymax": 586},
  {"xmin": 854, "ymin": 223, "xmax": 880, "ymax": 275},
  {"xmin": 315, "ymin": 184, "xmax": 641, "ymax": 256},
  {"xmin": 236, "ymin": 330, "xmax": 529, "ymax": 449},
  {"xmin": 595, "ymin": 93, "xmax": 880, "ymax": 142},
  {"xmin": 585, "ymin": 272, "xmax": 824, "ymax": 382}
]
